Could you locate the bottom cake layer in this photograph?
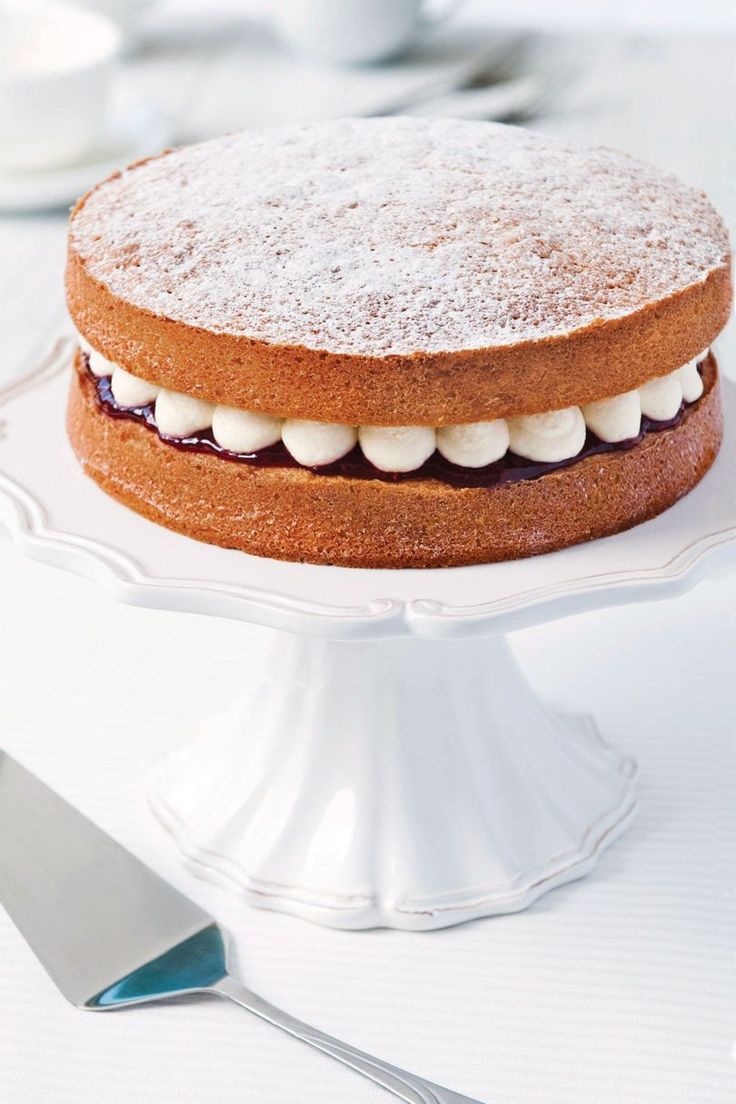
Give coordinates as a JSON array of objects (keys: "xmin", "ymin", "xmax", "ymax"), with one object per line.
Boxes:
[{"xmin": 67, "ymin": 355, "xmax": 723, "ymax": 568}]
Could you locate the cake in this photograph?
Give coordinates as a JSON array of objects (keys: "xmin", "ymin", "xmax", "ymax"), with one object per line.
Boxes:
[{"xmin": 65, "ymin": 118, "xmax": 731, "ymax": 568}]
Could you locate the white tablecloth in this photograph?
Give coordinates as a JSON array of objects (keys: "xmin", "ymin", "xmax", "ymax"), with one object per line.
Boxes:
[
  {"xmin": 0, "ymin": 22, "xmax": 734, "ymax": 1104},
  {"xmin": 0, "ymin": 554, "xmax": 733, "ymax": 1103}
]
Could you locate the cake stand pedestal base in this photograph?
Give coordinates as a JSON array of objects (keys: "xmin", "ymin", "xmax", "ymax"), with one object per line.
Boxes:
[{"xmin": 150, "ymin": 631, "xmax": 636, "ymax": 930}]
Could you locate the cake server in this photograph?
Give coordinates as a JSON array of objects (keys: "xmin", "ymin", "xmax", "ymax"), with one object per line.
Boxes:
[{"xmin": 0, "ymin": 750, "xmax": 484, "ymax": 1104}]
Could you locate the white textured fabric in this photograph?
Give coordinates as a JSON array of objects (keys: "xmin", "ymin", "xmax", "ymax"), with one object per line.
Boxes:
[{"xmin": 0, "ymin": 544, "xmax": 733, "ymax": 1104}]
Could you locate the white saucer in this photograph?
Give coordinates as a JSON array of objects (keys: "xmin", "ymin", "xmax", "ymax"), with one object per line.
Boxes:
[{"xmin": 0, "ymin": 101, "xmax": 169, "ymax": 213}]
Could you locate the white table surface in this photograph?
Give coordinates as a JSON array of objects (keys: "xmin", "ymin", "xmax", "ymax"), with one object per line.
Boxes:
[{"xmin": 0, "ymin": 21, "xmax": 734, "ymax": 1104}]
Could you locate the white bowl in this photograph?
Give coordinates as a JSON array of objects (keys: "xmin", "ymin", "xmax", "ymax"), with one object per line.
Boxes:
[{"xmin": 0, "ymin": 0, "xmax": 121, "ymax": 172}]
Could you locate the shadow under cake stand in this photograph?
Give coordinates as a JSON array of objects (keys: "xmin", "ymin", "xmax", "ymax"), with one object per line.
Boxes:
[{"xmin": 1, "ymin": 338, "xmax": 734, "ymax": 930}]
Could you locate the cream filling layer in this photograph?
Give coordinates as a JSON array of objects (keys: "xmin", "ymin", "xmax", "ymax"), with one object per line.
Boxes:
[{"xmin": 79, "ymin": 338, "xmax": 708, "ymax": 472}]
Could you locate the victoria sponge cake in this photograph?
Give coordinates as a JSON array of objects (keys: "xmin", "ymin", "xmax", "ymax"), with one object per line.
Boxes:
[{"xmin": 65, "ymin": 117, "xmax": 731, "ymax": 568}]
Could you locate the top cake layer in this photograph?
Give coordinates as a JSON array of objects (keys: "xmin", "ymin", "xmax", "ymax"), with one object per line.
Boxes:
[
  {"xmin": 67, "ymin": 119, "xmax": 731, "ymax": 424},
  {"xmin": 70, "ymin": 117, "xmax": 729, "ymax": 355}
]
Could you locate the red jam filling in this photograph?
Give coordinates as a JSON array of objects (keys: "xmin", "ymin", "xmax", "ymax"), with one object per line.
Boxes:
[{"xmin": 87, "ymin": 357, "xmax": 695, "ymax": 489}]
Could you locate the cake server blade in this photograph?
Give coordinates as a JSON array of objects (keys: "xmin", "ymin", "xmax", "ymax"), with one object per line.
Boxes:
[
  {"xmin": 0, "ymin": 749, "xmax": 486, "ymax": 1103},
  {"xmin": 0, "ymin": 749, "xmax": 219, "ymax": 1008}
]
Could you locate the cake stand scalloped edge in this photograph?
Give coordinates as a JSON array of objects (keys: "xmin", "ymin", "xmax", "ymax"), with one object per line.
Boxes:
[{"xmin": 0, "ymin": 336, "xmax": 735, "ymax": 642}]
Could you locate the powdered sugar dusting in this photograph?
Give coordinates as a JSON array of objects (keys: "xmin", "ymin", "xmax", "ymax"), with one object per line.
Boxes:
[{"xmin": 71, "ymin": 118, "xmax": 730, "ymax": 357}]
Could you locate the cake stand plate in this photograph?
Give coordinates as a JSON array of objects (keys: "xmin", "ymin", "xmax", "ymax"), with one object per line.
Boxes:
[{"xmin": 1, "ymin": 338, "xmax": 734, "ymax": 929}]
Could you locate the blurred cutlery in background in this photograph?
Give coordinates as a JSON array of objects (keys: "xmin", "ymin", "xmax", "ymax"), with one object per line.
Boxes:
[
  {"xmin": 160, "ymin": 24, "xmax": 531, "ymax": 140},
  {"xmin": 400, "ymin": 59, "xmax": 577, "ymax": 121}
]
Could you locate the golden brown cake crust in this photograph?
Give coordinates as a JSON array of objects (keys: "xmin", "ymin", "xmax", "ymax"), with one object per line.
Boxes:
[
  {"xmin": 66, "ymin": 352, "xmax": 723, "ymax": 569},
  {"xmin": 65, "ymin": 120, "xmax": 732, "ymax": 426},
  {"xmin": 66, "ymin": 248, "xmax": 731, "ymax": 426}
]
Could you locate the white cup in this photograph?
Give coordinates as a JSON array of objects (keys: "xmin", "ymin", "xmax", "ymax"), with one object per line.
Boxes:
[
  {"xmin": 271, "ymin": 0, "xmax": 463, "ymax": 67},
  {"xmin": 72, "ymin": 0, "xmax": 156, "ymax": 42},
  {"xmin": 0, "ymin": 0, "xmax": 121, "ymax": 173}
]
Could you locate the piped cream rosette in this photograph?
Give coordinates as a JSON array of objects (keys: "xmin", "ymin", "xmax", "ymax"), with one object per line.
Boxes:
[{"xmin": 81, "ymin": 336, "xmax": 707, "ymax": 473}]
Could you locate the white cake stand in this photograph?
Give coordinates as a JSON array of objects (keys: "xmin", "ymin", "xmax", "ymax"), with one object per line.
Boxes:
[{"xmin": 2, "ymin": 338, "xmax": 735, "ymax": 930}]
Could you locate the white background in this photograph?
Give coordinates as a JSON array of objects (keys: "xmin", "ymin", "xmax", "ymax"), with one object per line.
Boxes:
[
  {"xmin": 165, "ymin": 0, "xmax": 736, "ymax": 32},
  {"xmin": 0, "ymin": 4, "xmax": 734, "ymax": 1102}
]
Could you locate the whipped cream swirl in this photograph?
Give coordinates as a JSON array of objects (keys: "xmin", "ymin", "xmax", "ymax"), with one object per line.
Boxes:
[{"xmin": 78, "ymin": 338, "xmax": 709, "ymax": 473}]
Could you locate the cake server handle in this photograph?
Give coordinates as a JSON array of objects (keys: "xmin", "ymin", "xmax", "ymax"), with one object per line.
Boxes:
[{"xmin": 212, "ymin": 974, "xmax": 486, "ymax": 1103}]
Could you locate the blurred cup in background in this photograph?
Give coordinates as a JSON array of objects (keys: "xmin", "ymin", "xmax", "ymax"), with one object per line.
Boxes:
[
  {"xmin": 0, "ymin": 0, "xmax": 121, "ymax": 173},
  {"xmin": 272, "ymin": 0, "xmax": 464, "ymax": 67},
  {"xmin": 72, "ymin": 0, "xmax": 155, "ymax": 42}
]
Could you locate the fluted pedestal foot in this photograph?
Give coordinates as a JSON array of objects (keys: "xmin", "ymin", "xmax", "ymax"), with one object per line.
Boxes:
[{"xmin": 150, "ymin": 631, "xmax": 636, "ymax": 930}]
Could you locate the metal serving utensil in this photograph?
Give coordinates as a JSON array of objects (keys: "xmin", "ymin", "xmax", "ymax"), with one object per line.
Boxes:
[{"xmin": 0, "ymin": 751, "xmax": 484, "ymax": 1104}]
